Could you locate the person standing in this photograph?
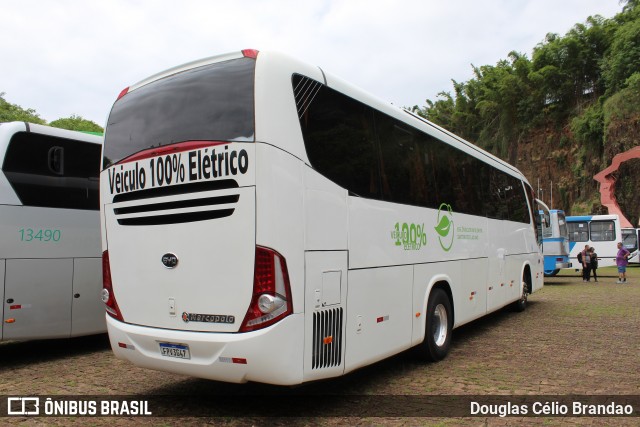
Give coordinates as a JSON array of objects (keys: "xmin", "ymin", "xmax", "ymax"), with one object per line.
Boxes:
[
  {"xmin": 581, "ymin": 244, "xmax": 592, "ymax": 282},
  {"xmin": 616, "ymin": 242, "xmax": 630, "ymax": 284},
  {"xmin": 589, "ymin": 247, "xmax": 599, "ymax": 282}
]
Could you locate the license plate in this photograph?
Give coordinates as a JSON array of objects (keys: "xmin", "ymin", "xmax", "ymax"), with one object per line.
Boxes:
[{"xmin": 159, "ymin": 342, "xmax": 190, "ymax": 359}]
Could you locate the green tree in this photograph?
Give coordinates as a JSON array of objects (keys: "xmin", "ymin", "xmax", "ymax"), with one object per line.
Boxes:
[
  {"xmin": 530, "ymin": 16, "xmax": 612, "ymax": 120},
  {"xmin": 49, "ymin": 114, "xmax": 103, "ymax": 134},
  {"xmin": 0, "ymin": 92, "xmax": 46, "ymax": 124},
  {"xmin": 602, "ymin": 15, "xmax": 640, "ymax": 94}
]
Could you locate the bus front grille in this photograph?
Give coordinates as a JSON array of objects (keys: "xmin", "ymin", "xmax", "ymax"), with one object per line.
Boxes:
[{"xmin": 312, "ymin": 307, "xmax": 343, "ymax": 370}]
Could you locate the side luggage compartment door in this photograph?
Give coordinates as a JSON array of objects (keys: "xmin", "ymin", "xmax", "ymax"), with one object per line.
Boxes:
[
  {"xmin": 3, "ymin": 259, "xmax": 72, "ymax": 340},
  {"xmin": 71, "ymin": 258, "xmax": 105, "ymax": 337},
  {"xmin": 303, "ymin": 251, "xmax": 347, "ymax": 382}
]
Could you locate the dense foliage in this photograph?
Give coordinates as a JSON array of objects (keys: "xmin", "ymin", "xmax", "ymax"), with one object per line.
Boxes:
[
  {"xmin": 416, "ymin": 2, "xmax": 639, "ymax": 157},
  {"xmin": 413, "ymin": 1, "xmax": 640, "ymax": 220}
]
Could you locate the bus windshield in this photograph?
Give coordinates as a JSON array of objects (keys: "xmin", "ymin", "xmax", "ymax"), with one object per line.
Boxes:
[{"xmin": 103, "ymin": 57, "xmax": 255, "ymax": 168}]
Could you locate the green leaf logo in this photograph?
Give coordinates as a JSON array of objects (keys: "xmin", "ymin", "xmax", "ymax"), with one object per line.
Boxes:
[
  {"xmin": 435, "ymin": 203, "xmax": 454, "ymax": 252},
  {"xmin": 435, "ymin": 215, "xmax": 451, "ymax": 237}
]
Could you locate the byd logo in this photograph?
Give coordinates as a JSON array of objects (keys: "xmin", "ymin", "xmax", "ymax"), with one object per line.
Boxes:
[{"xmin": 161, "ymin": 253, "xmax": 179, "ymax": 269}]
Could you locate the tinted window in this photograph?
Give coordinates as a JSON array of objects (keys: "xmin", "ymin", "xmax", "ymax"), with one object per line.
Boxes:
[
  {"xmin": 104, "ymin": 57, "xmax": 255, "ymax": 168},
  {"xmin": 568, "ymin": 221, "xmax": 589, "ymax": 242},
  {"xmin": 376, "ymin": 111, "xmax": 492, "ymax": 217},
  {"xmin": 376, "ymin": 112, "xmax": 423, "ymax": 205},
  {"xmin": 3, "ymin": 132, "xmax": 101, "ymax": 210},
  {"xmin": 294, "ymin": 75, "xmax": 379, "ymax": 198},
  {"xmin": 293, "ymin": 74, "xmax": 529, "ymax": 223}
]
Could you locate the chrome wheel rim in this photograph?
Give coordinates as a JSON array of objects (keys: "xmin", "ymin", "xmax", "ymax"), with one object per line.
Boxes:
[{"xmin": 433, "ymin": 303, "xmax": 448, "ymax": 347}]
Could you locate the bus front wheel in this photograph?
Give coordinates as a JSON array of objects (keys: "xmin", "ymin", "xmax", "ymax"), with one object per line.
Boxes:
[{"xmin": 418, "ymin": 288, "xmax": 452, "ymax": 362}]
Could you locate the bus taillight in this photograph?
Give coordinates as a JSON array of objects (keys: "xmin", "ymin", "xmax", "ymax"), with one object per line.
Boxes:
[
  {"xmin": 241, "ymin": 49, "xmax": 259, "ymax": 59},
  {"xmin": 240, "ymin": 246, "xmax": 292, "ymax": 332},
  {"xmin": 101, "ymin": 250, "xmax": 124, "ymax": 322},
  {"xmin": 116, "ymin": 87, "xmax": 129, "ymax": 101}
]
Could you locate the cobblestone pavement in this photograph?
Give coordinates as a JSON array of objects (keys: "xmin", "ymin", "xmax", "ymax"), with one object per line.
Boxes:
[{"xmin": 1, "ymin": 267, "xmax": 638, "ymax": 426}]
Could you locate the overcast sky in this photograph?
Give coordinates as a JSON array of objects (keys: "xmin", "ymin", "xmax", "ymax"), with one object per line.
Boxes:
[{"xmin": 0, "ymin": 0, "xmax": 624, "ymax": 127}]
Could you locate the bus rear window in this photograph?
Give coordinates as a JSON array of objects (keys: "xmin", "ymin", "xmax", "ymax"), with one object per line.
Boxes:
[{"xmin": 103, "ymin": 57, "xmax": 255, "ymax": 168}]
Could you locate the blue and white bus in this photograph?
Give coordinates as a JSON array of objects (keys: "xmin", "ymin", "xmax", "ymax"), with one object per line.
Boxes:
[
  {"xmin": 567, "ymin": 214, "xmax": 625, "ymax": 269},
  {"xmin": 539, "ymin": 205, "xmax": 570, "ymax": 276}
]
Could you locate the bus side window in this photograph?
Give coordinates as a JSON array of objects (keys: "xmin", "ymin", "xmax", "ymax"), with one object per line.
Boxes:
[
  {"xmin": 375, "ymin": 112, "xmax": 423, "ymax": 206},
  {"xmin": 293, "ymin": 74, "xmax": 380, "ymax": 199}
]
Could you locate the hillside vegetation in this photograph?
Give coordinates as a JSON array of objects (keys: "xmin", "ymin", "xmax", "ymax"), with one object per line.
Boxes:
[{"xmin": 413, "ymin": 0, "xmax": 640, "ymax": 225}]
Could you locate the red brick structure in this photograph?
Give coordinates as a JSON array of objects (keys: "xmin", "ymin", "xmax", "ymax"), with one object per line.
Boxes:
[{"xmin": 593, "ymin": 146, "xmax": 640, "ymax": 228}]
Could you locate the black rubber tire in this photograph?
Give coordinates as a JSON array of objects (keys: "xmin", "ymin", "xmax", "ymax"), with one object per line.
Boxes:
[
  {"xmin": 512, "ymin": 279, "xmax": 529, "ymax": 312},
  {"xmin": 417, "ymin": 288, "xmax": 453, "ymax": 362}
]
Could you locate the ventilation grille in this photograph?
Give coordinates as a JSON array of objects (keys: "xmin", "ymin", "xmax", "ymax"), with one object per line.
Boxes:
[
  {"xmin": 312, "ymin": 307, "xmax": 343, "ymax": 370},
  {"xmin": 293, "ymin": 75, "xmax": 322, "ymax": 119},
  {"xmin": 112, "ymin": 179, "xmax": 239, "ymax": 226}
]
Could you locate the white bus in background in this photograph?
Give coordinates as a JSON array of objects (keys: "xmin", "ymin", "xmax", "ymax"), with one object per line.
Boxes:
[
  {"xmin": 566, "ymin": 214, "xmax": 632, "ymax": 269},
  {"xmin": 0, "ymin": 122, "xmax": 105, "ymax": 341},
  {"xmin": 101, "ymin": 50, "xmax": 544, "ymax": 385}
]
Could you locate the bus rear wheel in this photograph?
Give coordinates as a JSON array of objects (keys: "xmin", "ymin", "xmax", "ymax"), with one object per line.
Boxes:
[
  {"xmin": 418, "ymin": 288, "xmax": 452, "ymax": 362},
  {"xmin": 513, "ymin": 279, "xmax": 529, "ymax": 312}
]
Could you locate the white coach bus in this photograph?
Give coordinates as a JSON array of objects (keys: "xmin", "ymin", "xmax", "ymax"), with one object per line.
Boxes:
[
  {"xmin": 101, "ymin": 50, "xmax": 543, "ymax": 385},
  {"xmin": 0, "ymin": 122, "xmax": 105, "ymax": 341}
]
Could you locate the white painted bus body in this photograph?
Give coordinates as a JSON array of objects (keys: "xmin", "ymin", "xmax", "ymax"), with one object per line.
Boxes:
[
  {"xmin": 0, "ymin": 122, "xmax": 105, "ymax": 341},
  {"xmin": 102, "ymin": 50, "xmax": 543, "ymax": 385}
]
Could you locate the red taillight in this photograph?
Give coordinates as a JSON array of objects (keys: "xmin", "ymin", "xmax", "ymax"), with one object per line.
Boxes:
[
  {"xmin": 116, "ymin": 87, "xmax": 129, "ymax": 101},
  {"xmin": 242, "ymin": 49, "xmax": 259, "ymax": 59},
  {"xmin": 240, "ymin": 246, "xmax": 293, "ymax": 332},
  {"xmin": 102, "ymin": 250, "xmax": 124, "ymax": 322}
]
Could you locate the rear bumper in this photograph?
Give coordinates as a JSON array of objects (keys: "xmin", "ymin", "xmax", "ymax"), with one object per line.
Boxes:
[
  {"xmin": 543, "ymin": 255, "xmax": 570, "ymax": 272},
  {"xmin": 106, "ymin": 313, "xmax": 304, "ymax": 385}
]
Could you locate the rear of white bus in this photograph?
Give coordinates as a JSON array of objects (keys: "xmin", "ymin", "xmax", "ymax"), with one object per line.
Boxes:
[{"xmin": 101, "ymin": 50, "xmax": 303, "ymax": 385}]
